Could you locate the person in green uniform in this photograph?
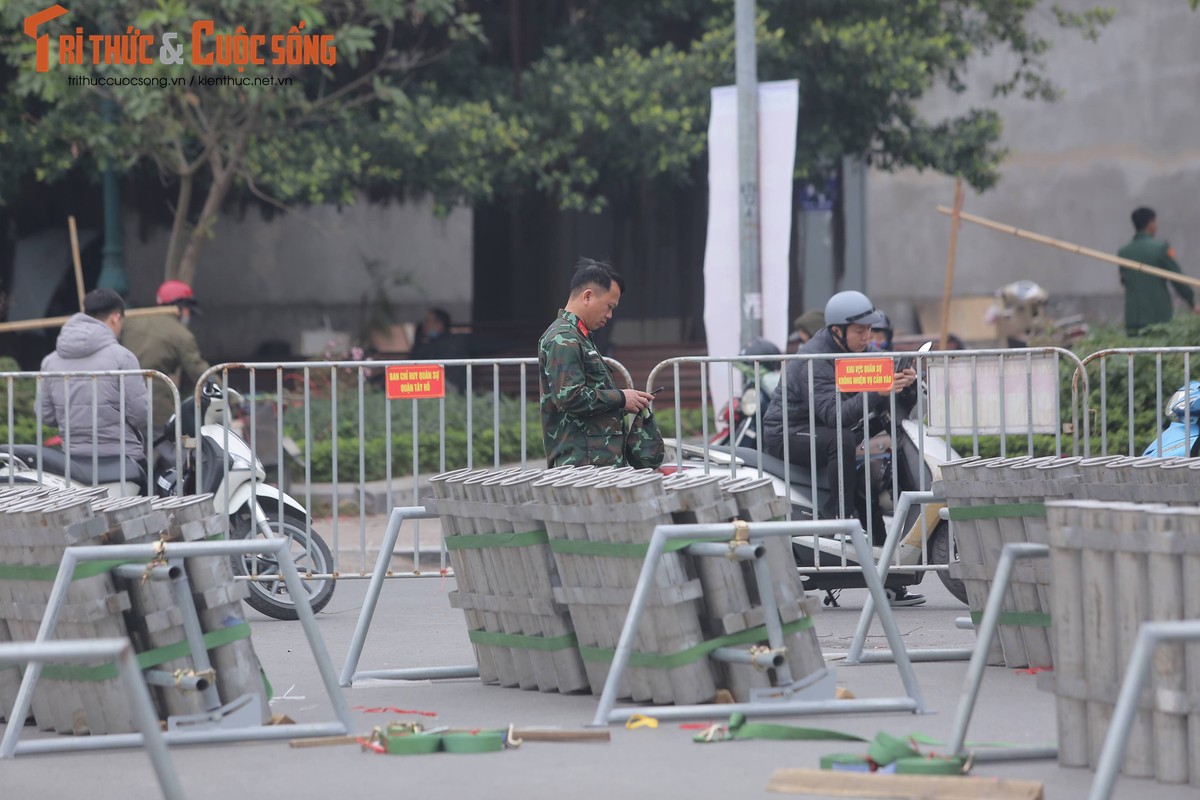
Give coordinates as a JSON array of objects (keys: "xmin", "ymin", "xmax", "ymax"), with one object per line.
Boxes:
[
  {"xmin": 120, "ymin": 280, "xmax": 211, "ymax": 427},
  {"xmin": 538, "ymin": 259, "xmax": 655, "ymax": 467},
  {"xmin": 1118, "ymin": 207, "xmax": 1199, "ymax": 333}
]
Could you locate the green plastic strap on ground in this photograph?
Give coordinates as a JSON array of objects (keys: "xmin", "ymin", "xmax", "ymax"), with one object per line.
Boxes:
[
  {"xmin": 580, "ymin": 617, "xmax": 815, "ymax": 670},
  {"xmin": 894, "ymin": 755, "xmax": 967, "ymax": 775},
  {"xmin": 467, "ymin": 629, "xmax": 579, "ymax": 652},
  {"xmin": 42, "ymin": 623, "xmax": 253, "ymax": 682},
  {"xmin": 946, "ymin": 503, "xmax": 1045, "ymax": 521},
  {"xmin": 444, "ymin": 530, "xmax": 549, "ymax": 551},
  {"xmin": 549, "ymin": 536, "xmax": 728, "ymax": 559},
  {"xmin": 969, "ymin": 610, "xmax": 1052, "ymax": 628},
  {"xmin": 0, "ymin": 558, "xmax": 146, "ymax": 583},
  {"xmin": 712, "ymin": 711, "xmax": 866, "ymax": 744},
  {"xmin": 440, "ymin": 730, "xmax": 506, "ymax": 754}
]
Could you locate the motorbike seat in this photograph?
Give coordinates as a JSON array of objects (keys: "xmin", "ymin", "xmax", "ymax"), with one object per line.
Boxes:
[
  {"xmin": 706, "ymin": 444, "xmax": 815, "ymax": 486},
  {"xmin": 2, "ymin": 445, "xmax": 147, "ymax": 487}
]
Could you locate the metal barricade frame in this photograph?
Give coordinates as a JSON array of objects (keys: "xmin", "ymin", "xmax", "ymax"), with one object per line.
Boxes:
[
  {"xmin": 0, "ymin": 638, "xmax": 183, "ymax": 799},
  {"xmin": 0, "ymin": 537, "xmax": 353, "ymax": 758}
]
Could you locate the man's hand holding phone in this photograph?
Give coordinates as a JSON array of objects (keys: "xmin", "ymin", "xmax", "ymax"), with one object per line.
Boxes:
[{"xmin": 622, "ymin": 387, "xmax": 658, "ymax": 414}]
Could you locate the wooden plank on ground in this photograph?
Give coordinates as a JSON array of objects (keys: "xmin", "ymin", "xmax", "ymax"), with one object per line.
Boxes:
[{"xmin": 766, "ymin": 768, "xmax": 1044, "ymax": 799}]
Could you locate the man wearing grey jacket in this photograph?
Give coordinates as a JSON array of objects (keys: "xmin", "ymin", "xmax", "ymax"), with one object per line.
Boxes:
[{"xmin": 41, "ymin": 289, "xmax": 150, "ymax": 460}]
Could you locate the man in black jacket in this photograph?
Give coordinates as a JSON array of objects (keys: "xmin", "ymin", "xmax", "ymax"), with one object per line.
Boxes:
[{"xmin": 762, "ymin": 290, "xmax": 917, "ymax": 540}]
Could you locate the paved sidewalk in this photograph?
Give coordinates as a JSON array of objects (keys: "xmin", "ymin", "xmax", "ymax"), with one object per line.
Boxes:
[{"xmin": 2, "ymin": 574, "xmax": 1191, "ymax": 799}]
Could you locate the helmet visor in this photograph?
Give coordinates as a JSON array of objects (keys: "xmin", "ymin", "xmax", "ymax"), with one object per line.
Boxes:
[{"xmin": 843, "ymin": 306, "xmax": 884, "ymax": 327}]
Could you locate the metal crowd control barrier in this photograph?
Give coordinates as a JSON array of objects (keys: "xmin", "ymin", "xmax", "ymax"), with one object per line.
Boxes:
[
  {"xmin": 946, "ymin": 541, "xmax": 1057, "ymax": 762},
  {"xmin": 589, "ymin": 518, "xmax": 927, "ymax": 726},
  {"xmin": 648, "ymin": 347, "xmax": 1086, "ymax": 586},
  {"xmin": 1073, "ymin": 346, "xmax": 1200, "ymax": 458},
  {"xmin": 1088, "ymin": 620, "xmax": 1200, "ymax": 800},
  {"xmin": 0, "ymin": 537, "xmax": 352, "ymax": 757},
  {"xmin": 195, "ymin": 356, "xmax": 632, "ymax": 583},
  {"xmin": 0, "ymin": 638, "xmax": 184, "ymax": 799},
  {"xmin": 1, "ymin": 369, "xmax": 183, "ymax": 493},
  {"xmin": 339, "ymin": 505, "xmax": 478, "ymax": 686}
]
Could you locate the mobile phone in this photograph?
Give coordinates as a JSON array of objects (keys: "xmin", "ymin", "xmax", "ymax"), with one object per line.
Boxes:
[
  {"xmin": 895, "ymin": 356, "xmax": 915, "ymax": 373},
  {"xmin": 650, "ymin": 386, "xmax": 665, "ymax": 395}
]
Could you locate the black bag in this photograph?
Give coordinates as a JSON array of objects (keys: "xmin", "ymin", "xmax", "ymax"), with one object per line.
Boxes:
[{"xmin": 625, "ymin": 408, "xmax": 665, "ymax": 469}]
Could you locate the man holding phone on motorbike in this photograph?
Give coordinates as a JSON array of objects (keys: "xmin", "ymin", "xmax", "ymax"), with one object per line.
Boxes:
[{"xmin": 761, "ymin": 291, "xmax": 923, "ymax": 604}]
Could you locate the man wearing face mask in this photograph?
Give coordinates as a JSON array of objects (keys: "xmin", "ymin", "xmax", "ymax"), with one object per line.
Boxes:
[{"xmin": 121, "ymin": 280, "xmax": 211, "ymax": 426}]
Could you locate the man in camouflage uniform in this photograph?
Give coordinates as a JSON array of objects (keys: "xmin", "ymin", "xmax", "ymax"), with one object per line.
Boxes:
[
  {"xmin": 538, "ymin": 259, "xmax": 655, "ymax": 467},
  {"xmin": 1118, "ymin": 207, "xmax": 1199, "ymax": 333}
]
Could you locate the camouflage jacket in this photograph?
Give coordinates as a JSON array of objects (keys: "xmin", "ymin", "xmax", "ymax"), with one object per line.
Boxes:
[{"xmin": 538, "ymin": 309, "xmax": 627, "ymax": 467}]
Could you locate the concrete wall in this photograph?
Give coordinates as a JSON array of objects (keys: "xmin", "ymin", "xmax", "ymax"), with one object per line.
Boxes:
[
  {"xmin": 867, "ymin": 0, "xmax": 1200, "ymax": 336},
  {"xmin": 124, "ymin": 195, "xmax": 472, "ymax": 362}
]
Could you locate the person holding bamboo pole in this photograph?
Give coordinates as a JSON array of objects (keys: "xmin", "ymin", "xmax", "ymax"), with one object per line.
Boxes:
[{"xmin": 1119, "ymin": 207, "xmax": 1200, "ymax": 333}]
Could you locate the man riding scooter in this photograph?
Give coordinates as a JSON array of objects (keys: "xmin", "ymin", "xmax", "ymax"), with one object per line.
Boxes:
[{"xmin": 761, "ymin": 290, "xmax": 925, "ymax": 606}]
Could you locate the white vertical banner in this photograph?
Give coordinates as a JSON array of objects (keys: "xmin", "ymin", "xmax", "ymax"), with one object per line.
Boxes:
[{"xmin": 702, "ymin": 79, "xmax": 799, "ymax": 413}]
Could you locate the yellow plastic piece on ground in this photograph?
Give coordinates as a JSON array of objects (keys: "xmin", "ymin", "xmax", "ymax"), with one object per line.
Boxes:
[{"xmin": 625, "ymin": 714, "xmax": 659, "ymax": 730}]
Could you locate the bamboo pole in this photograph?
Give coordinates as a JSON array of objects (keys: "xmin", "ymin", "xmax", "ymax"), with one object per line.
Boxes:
[
  {"xmin": 938, "ymin": 180, "xmax": 964, "ymax": 351},
  {"xmin": 67, "ymin": 216, "xmax": 85, "ymax": 312},
  {"xmin": 0, "ymin": 305, "xmax": 178, "ymax": 334},
  {"xmin": 936, "ymin": 206, "xmax": 1200, "ymax": 291}
]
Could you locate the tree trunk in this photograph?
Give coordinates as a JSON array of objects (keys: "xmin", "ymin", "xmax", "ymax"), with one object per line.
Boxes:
[
  {"xmin": 163, "ymin": 171, "xmax": 193, "ymax": 283},
  {"xmin": 175, "ymin": 131, "xmax": 250, "ymax": 287}
]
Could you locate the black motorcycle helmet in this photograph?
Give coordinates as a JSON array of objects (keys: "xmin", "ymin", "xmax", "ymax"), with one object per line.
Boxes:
[
  {"xmin": 871, "ymin": 312, "xmax": 894, "ymax": 350},
  {"xmin": 738, "ymin": 337, "xmax": 782, "ymax": 374}
]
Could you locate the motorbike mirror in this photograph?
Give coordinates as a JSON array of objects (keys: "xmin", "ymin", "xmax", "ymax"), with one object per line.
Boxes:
[{"xmin": 918, "ymin": 342, "xmax": 934, "ymax": 353}]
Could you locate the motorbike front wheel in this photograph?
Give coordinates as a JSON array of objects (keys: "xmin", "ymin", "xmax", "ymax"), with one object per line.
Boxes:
[
  {"xmin": 231, "ymin": 508, "xmax": 336, "ymax": 620},
  {"xmin": 928, "ymin": 523, "xmax": 968, "ymax": 606}
]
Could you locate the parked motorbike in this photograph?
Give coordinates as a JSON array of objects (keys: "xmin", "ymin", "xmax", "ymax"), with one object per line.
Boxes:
[
  {"xmin": 673, "ymin": 345, "xmax": 968, "ymax": 607},
  {"xmin": 711, "ymin": 339, "xmax": 782, "ymax": 448},
  {"xmin": 1142, "ymin": 381, "xmax": 1200, "ymax": 457},
  {"xmin": 0, "ymin": 382, "xmax": 335, "ymax": 620}
]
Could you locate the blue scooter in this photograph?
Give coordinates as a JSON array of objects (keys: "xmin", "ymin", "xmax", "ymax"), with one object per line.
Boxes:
[{"xmin": 1142, "ymin": 381, "xmax": 1200, "ymax": 457}]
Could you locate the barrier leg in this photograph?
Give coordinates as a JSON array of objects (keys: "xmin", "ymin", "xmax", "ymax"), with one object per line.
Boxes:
[
  {"xmin": 1088, "ymin": 621, "xmax": 1200, "ymax": 800},
  {"xmin": 845, "ymin": 491, "xmax": 972, "ymax": 665},
  {"xmin": 947, "ymin": 542, "xmax": 1056, "ymax": 760},
  {"xmin": 0, "ymin": 639, "xmax": 184, "ymax": 800},
  {"xmin": 339, "ymin": 506, "xmax": 479, "ymax": 686}
]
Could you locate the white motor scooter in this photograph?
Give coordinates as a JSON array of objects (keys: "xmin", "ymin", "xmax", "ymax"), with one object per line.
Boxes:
[{"xmin": 0, "ymin": 382, "xmax": 335, "ymax": 620}]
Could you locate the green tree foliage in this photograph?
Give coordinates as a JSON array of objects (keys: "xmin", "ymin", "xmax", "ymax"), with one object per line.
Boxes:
[{"xmin": 1, "ymin": 1, "xmax": 1112, "ymax": 278}]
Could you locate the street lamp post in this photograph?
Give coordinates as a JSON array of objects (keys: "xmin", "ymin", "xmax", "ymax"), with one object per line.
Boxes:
[{"xmin": 735, "ymin": 0, "xmax": 762, "ymax": 347}]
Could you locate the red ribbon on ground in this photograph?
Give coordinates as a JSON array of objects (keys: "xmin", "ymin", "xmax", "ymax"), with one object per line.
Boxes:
[{"xmin": 353, "ymin": 706, "xmax": 439, "ymax": 717}]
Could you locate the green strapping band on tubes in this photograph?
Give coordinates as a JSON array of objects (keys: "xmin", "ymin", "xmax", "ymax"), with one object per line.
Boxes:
[
  {"xmin": 467, "ymin": 629, "xmax": 579, "ymax": 652},
  {"xmin": 41, "ymin": 623, "xmax": 253, "ymax": 683},
  {"xmin": 946, "ymin": 503, "xmax": 1046, "ymax": 521},
  {"xmin": 444, "ymin": 530, "xmax": 549, "ymax": 551},
  {"xmin": 549, "ymin": 536, "xmax": 728, "ymax": 559},
  {"xmin": 970, "ymin": 610, "xmax": 1052, "ymax": 628},
  {"xmin": 580, "ymin": 617, "xmax": 815, "ymax": 670},
  {"xmin": 0, "ymin": 558, "xmax": 147, "ymax": 583}
]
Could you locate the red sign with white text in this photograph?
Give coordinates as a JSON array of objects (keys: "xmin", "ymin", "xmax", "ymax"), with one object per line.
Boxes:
[
  {"xmin": 835, "ymin": 358, "xmax": 894, "ymax": 392},
  {"xmin": 385, "ymin": 364, "xmax": 446, "ymax": 400}
]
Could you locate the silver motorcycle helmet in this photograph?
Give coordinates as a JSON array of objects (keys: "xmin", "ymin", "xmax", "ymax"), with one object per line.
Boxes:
[{"xmin": 824, "ymin": 290, "xmax": 885, "ymax": 328}]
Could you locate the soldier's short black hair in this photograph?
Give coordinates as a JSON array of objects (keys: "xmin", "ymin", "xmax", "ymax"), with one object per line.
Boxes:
[
  {"xmin": 82, "ymin": 288, "xmax": 125, "ymax": 320},
  {"xmin": 569, "ymin": 258, "xmax": 625, "ymax": 297},
  {"xmin": 1132, "ymin": 207, "xmax": 1156, "ymax": 232}
]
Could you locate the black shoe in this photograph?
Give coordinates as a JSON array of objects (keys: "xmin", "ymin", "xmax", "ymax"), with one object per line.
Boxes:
[{"xmin": 886, "ymin": 587, "xmax": 926, "ymax": 607}]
